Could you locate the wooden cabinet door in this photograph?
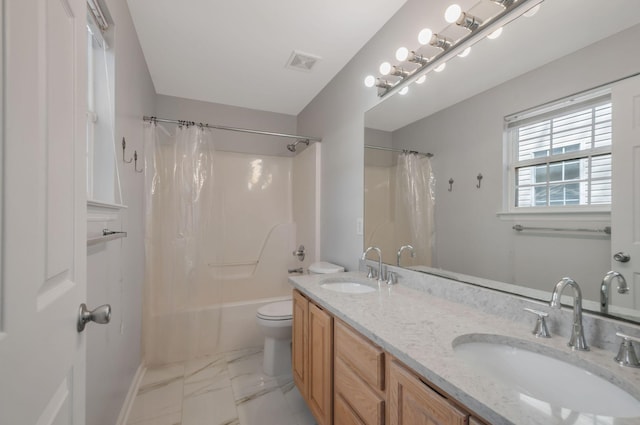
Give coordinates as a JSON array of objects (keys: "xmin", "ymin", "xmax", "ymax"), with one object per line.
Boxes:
[
  {"xmin": 389, "ymin": 361, "xmax": 468, "ymax": 425},
  {"xmin": 293, "ymin": 290, "xmax": 309, "ymax": 398},
  {"xmin": 308, "ymin": 302, "xmax": 334, "ymax": 425}
]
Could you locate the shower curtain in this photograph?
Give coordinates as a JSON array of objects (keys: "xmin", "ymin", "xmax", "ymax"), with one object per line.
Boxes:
[
  {"xmin": 395, "ymin": 152, "xmax": 436, "ymax": 266},
  {"xmin": 143, "ymin": 122, "xmax": 222, "ymax": 363}
]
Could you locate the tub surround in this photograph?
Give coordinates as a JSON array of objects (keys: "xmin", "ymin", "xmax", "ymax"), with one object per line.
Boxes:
[{"xmin": 288, "ymin": 268, "xmax": 640, "ymax": 425}]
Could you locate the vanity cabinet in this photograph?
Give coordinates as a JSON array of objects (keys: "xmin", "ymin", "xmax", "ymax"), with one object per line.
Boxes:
[
  {"xmin": 293, "ymin": 289, "xmax": 488, "ymax": 425},
  {"xmin": 293, "ymin": 290, "xmax": 333, "ymax": 425},
  {"xmin": 334, "ymin": 319, "xmax": 386, "ymax": 425}
]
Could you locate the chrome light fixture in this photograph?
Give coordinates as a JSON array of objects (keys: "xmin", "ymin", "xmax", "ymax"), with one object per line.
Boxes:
[
  {"xmin": 445, "ymin": 4, "xmax": 483, "ymax": 31},
  {"xmin": 430, "ymin": 34, "xmax": 454, "ymax": 51},
  {"xmin": 396, "ymin": 48, "xmax": 430, "ymax": 66},
  {"xmin": 490, "ymin": 0, "xmax": 517, "ymax": 8},
  {"xmin": 364, "ymin": 0, "xmax": 544, "ymax": 98}
]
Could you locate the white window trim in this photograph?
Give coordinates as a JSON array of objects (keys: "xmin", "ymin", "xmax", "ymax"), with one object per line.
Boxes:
[{"xmin": 502, "ymin": 88, "xmax": 613, "ymax": 215}]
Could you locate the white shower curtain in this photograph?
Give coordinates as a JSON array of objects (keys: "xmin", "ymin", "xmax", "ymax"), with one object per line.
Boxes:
[
  {"xmin": 143, "ymin": 122, "xmax": 222, "ymax": 364},
  {"xmin": 395, "ymin": 152, "xmax": 436, "ymax": 266}
]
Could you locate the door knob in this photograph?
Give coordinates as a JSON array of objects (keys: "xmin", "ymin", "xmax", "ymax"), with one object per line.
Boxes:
[
  {"xmin": 77, "ymin": 303, "xmax": 111, "ymax": 332},
  {"xmin": 614, "ymin": 252, "xmax": 631, "ymax": 263}
]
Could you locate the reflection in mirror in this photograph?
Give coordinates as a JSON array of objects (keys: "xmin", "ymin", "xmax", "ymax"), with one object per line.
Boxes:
[
  {"xmin": 364, "ymin": 0, "xmax": 640, "ymax": 322},
  {"xmin": 364, "ymin": 145, "xmax": 435, "ymax": 267}
]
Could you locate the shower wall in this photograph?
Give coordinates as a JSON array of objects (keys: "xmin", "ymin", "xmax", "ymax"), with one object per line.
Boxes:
[
  {"xmin": 146, "ymin": 95, "xmax": 313, "ymax": 366},
  {"xmin": 363, "ymin": 150, "xmax": 413, "ymax": 266},
  {"xmin": 364, "ymin": 128, "xmax": 413, "ymax": 266}
]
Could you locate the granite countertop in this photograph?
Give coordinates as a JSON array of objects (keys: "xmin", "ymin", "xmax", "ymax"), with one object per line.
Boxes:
[{"xmin": 289, "ymin": 271, "xmax": 640, "ymax": 425}]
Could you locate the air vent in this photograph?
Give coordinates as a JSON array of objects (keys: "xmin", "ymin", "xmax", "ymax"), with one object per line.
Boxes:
[{"xmin": 285, "ymin": 50, "xmax": 321, "ymax": 72}]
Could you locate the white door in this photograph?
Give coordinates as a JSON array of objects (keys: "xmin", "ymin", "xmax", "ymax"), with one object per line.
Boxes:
[
  {"xmin": 0, "ymin": 0, "xmax": 88, "ymax": 423},
  {"xmin": 611, "ymin": 75, "xmax": 640, "ymax": 311}
]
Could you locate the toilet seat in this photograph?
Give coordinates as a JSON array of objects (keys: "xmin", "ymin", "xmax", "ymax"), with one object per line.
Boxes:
[
  {"xmin": 309, "ymin": 261, "xmax": 344, "ymax": 274},
  {"xmin": 256, "ymin": 300, "xmax": 292, "ymax": 321}
]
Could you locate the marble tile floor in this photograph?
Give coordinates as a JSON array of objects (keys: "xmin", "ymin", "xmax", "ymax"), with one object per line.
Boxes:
[{"xmin": 127, "ymin": 347, "xmax": 317, "ymax": 425}]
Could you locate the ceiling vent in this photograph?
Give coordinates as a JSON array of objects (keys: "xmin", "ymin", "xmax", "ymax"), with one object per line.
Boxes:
[{"xmin": 286, "ymin": 50, "xmax": 321, "ymax": 72}]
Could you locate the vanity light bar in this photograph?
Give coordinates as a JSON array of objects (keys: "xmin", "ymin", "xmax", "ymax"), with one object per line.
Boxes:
[{"xmin": 376, "ymin": 0, "xmax": 544, "ymax": 98}]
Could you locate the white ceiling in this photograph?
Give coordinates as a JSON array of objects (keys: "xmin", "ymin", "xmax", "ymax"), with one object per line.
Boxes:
[{"xmin": 126, "ymin": 0, "xmax": 407, "ymax": 116}]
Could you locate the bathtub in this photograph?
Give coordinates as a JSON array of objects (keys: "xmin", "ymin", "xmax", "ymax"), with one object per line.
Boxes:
[{"xmin": 144, "ymin": 295, "xmax": 292, "ymax": 366}]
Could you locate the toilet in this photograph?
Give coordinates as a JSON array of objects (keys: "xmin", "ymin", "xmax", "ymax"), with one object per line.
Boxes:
[{"xmin": 256, "ymin": 261, "xmax": 344, "ymax": 376}]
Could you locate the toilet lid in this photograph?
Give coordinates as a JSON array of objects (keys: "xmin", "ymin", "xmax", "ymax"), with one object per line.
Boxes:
[
  {"xmin": 257, "ymin": 300, "xmax": 292, "ymax": 320},
  {"xmin": 309, "ymin": 261, "xmax": 345, "ymax": 274}
]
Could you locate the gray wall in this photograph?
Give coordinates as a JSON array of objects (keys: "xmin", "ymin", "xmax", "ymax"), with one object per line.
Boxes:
[
  {"xmin": 298, "ymin": 0, "xmax": 640, "ymax": 273},
  {"xmin": 297, "ymin": 1, "xmax": 439, "ymax": 271},
  {"xmin": 155, "ymin": 95, "xmax": 297, "ymax": 156},
  {"xmin": 86, "ymin": 1, "xmax": 156, "ymax": 424}
]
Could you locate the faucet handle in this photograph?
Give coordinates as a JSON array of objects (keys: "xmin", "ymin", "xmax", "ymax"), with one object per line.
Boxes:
[
  {"xmin": 386, "ymin": 271, "xmax": 398, "ymax": 285},
  {"xmin": 615, "ymin": 332, "xmax": 640, "ymax": 368},
  {"xmin": 366, "ymin": 265, "xmax": 377, "ymax": 279},
  {"xmin": 524, "ymin": 308, "xmax": 551, "ymax": 338}
]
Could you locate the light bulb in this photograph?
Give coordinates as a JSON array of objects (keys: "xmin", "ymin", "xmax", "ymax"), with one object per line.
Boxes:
[
  {"xmin": 396, "ymin": 47, "xmax": 409, "ymax": 62},
  {"xmin": 457, "ymin": 46, "xmax": 471, "ymax": 58},
  {"xmin": 434, "ymin": 63, "xmax": 446, "ymax": 72},
  {"xmin": 364, "ymin": 75, "xmax": 376, "ymax": 88},
  {"xmin": 416, "ymin": 75, "xmax": 427, "ymax": 84},
  {"xmin": 487, "ymin": 27, "xmax": 503, "ymax": 39},
  {"xmin": 379, "ymin": 62, "xmax": 392, "ymax": 75},
  {"xmin": 444, "ymin": 4, "xmax": 462, "ymax": 24},
  {"xmin": 418, "ymin": 28, "xmax": 433, "ymax": 45},
  {"xmin": 399, "ymin": 86, "xmax": 409, "ymax": 95},
  {"xmin": 523, "ymin": 4, "xmax": 540, "ymax": 17}
]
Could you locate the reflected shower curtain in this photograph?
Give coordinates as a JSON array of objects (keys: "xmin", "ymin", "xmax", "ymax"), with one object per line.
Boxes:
[
  {"xmin": 395, "ymin": 152, "xmax": 436, "ymax": 266},
  {"xmin": 143, "ymin": 122, "xmax": 221, "ymax": 364}
]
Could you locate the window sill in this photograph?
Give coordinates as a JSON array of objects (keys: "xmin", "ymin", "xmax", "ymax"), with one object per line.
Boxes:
[{"xmin": 87, "ymin": 199, "xmax": 128, "ymax": 210}]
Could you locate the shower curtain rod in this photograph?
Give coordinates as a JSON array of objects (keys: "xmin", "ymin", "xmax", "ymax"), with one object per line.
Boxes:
[
  {"xmin": 364, "ymin": 144, "xmax": 433, "ymax": 158},
  {"xmin": 143, "ymin": 116, "xmax": 322, "ymax": 142}
]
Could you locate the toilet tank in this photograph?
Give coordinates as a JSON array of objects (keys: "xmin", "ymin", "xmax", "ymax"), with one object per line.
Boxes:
[{"xmin": 308, "ymin": 261, "xmax": 345, "ymax": 274}]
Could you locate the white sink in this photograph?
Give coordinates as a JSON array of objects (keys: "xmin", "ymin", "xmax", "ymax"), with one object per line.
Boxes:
[
  {"xmin": 320, "ymin": 282, "xmax": 376, "ymax": 294},
  {"xmin": 453, "ymin": 334, "xmax": 640, "ymax": 417}
]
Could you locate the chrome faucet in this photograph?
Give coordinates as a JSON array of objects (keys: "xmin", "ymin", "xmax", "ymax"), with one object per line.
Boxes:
[
  {"xmin": 600, "ymin": 271, "xmax": 628, "ymax": 314},
  {"xmin": 549, "ymin": 277, "xmax": 589, "ymax": 351},
  {"xmin": 362, "ymin": 246, "xmax": 385, "ymax": 283},
  {"xmin": 397, "ymin": 244, "xmax": 415, "ymax": 266}
]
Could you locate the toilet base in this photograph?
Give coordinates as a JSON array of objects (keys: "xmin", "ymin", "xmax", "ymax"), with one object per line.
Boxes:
[{"xmin": 263, "ymin": 336, "xmax": 291, "ymax": 376}]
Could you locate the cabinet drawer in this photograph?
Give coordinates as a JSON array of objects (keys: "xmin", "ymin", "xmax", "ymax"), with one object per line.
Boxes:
[
  {"xmin": 335, "ymin": 320, "xmax": 384, "ymax": 390},
  {"xmin": 334, "ymin": 356, "xmax": 384, "ymax": 425}
]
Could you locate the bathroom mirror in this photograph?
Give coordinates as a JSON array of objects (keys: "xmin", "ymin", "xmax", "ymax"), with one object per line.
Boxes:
[{"xmin": 364, "ymin": 0, "xmax": 640, "ymax": 322}]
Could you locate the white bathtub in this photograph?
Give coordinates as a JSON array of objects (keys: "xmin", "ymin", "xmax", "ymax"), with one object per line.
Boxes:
[{"xmin": 145, "ymin": 295, "xmax": 292, "ymax": 366}]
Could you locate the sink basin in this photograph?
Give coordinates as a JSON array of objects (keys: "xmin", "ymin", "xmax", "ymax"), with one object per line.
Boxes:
[
  {"xmin": 453, "ymin": 334, "xmax": 640, "ymax": 417},
  {"xmin": 320, "ymin": 282, "xmax": 376, "ymax": 294}
]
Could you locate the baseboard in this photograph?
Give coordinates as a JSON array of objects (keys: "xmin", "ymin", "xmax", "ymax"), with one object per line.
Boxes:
[{"xmin": 115, "ymin": 363, "xmax": 146, "ymax": 425}]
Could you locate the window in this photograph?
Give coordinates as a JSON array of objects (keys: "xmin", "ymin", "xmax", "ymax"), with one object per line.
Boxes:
[
  {"xmin": 86, "ymin": 1, "xmax": 121, "ymax": 204},
  {"xmin": 507, "ymin": 91, "xmax": 612, "ymax": 210}
]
